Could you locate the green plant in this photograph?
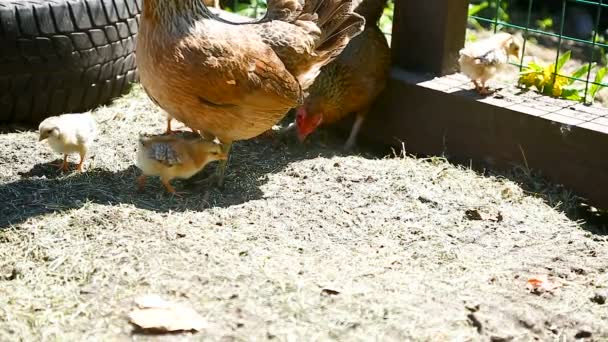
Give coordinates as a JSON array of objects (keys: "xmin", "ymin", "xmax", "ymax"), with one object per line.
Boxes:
[
  {"xmin": 226, "ymin": 0, "xmax": 267, "ymax": 18},
  {"xmin": 468, "ymin": 1, "xmax": 489, "ymax": 31},
  {"xmin": 536, "ymin": 17, "xmax": 553, "ymax": 31},
  {"xmin": 518, "ymin": 50, "xmax": 608, "ymax": 103},
  {"xmin": 467, "ymin": 1, "xmax": 510, "ymax": 31},
  {"xmin": 379, "ymin": 1, "xmax": 394, "ymax": 35}
]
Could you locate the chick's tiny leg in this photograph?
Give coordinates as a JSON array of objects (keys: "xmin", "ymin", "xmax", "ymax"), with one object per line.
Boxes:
[
  {"xmin": 137, "ymin": 174, "xmax": 147, "ymax": 192},
  {"xmin": 478, "ymin": 82, "xmax": 493, "ymax": 95},
  {"xmin": 475, "ymin": 78, "xmax": 493, "ymax": 95},
  {"xmin": 344, "ymin": 112, "xmax": 366, "ymax": 151},
  {"xmin": 59, "ymin": 154, "xmax": 68, "ymax": 172},
  {"xmin": 215, "ymin": 141, "xmax": 233, "ymax": 187},
  {"xmin": 472, "ymin": 80, "xmax": 481, "ymax": 92},
  {"xmin": 51, "ymin": 154, "xmax": 68, "ymax": 171},
  {"xmin": 76, "ymin": 151, "xmax": 86, "ymax": 172},
  {"xmin": 160, "ymin": 175, "xmax": 181, "ymax": 197}
]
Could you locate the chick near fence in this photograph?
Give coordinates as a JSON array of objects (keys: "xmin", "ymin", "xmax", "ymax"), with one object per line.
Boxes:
[
  {"xmin": 136, "ymin": 132, "xmax": 228, "ymax": 196},
  {"xmin": 38, "ymin": 112, "xmax": 97, "ymax": 172},
  {"xmin": 458, "ymin": 32, "xmax": 522, "ymax": 95}
]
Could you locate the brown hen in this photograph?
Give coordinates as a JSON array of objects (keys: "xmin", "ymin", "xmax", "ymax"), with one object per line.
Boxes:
[
  {"xmin": 137, "ymin": 0, "xmax": 365, "ymax": 186},
  {"xmin": 294, "ymin": 0, "xmax": 390, "ymax": 150}
]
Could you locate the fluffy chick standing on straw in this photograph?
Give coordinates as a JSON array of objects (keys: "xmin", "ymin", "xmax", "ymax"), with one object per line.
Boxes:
[{"xmin": 38, "ymin": 112, "xmax": 97, "ymax": 172}]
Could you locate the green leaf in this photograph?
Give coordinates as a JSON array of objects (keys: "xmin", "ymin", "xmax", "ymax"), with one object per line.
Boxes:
[
  {"xmin": 468, "ymin": 2, "xmax": 489, "ymax": 16},
  {"xmin": 569, "ymin": 63, "xmax": 594, "ymax": 84},
  {"xmin": 519, "ymin": 70, "xmax": 536, "ymax": 75},
  {"xmin": 556, "ymin": 50, "xmax": 571, "ymax": 73},
  {"xmin": 589, "ymin": 66, "xmax": 608, "ymax": 100},
  {"xmin": 527, "ymin": 63, "xmax": 544, "ymax": 72},
  {"xmin": 561, "ymin": 87, "xmax": 582, "ymax": 100}
]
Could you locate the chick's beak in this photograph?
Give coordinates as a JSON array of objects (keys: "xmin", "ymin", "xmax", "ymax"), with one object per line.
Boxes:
[{"xmin": 38, "ymin": 133, "xmax": 47, "ymax": 142}]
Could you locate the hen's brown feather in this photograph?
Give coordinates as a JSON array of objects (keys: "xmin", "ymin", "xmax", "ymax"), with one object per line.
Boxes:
[
  {"xmin": 302, "ymin": 0, "xmax": 390, "ymax": 126},
  {"xmin": 138, "ymin": 0, "xmax": 364, "ymax": 143}
]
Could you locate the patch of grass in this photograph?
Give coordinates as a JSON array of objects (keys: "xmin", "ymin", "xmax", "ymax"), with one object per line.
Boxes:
[{"xmin": 0, "ymin": 86, "xmax": 607, "ymax": 340}]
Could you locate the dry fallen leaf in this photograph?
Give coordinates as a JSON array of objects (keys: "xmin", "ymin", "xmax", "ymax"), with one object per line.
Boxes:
[
  {"xmin": 128, "ymin": 295, "xmax": 207, "ymax": 333},
  {"xmin": 321, "ymin": 288, "xmax": 340, "ymax": 296},
  {"xmin": 465, "ymin": 208, "xmax": 503, "ymax": 222},
  {"xmin": 526, "ymin": 276, "xmax": 562, "ymax": 294}
]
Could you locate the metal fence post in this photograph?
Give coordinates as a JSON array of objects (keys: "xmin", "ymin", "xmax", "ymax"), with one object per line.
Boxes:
[{"xmin": 391, "ymin": 0, "xmax": 469, "ymax": 75}]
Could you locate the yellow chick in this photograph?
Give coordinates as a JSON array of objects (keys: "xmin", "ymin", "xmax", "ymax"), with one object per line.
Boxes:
[
  {"xmin": 136, "ymin": 131, "xmax": 228, "ymax": 196},
  {"xmin": 38, "ymin": 112, "xmax": 97, "ymax": 172},
  {"xmin": 458, "ymin": 32, "xmax": 521, "ymax": 95}
]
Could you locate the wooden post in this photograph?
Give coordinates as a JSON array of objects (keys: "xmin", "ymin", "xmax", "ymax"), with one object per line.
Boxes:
[{"xmin": 391, "ymin": 0, "xmax": 469, "ymax": 75}]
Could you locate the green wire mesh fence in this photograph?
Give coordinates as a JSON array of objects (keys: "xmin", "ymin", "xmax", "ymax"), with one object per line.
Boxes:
[{"xmin": 469, "ymin": 0, "xmax": 608, "ymax": 104}]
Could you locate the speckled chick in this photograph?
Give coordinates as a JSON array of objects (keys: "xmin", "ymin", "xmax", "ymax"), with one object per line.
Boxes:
[
  {"xmin": 136, "ymin": 131, "xmax": 228, "ymax": 195},
  {"xmin": 458, "ymin": 32, "xmax": 521, "ymax": 95}
]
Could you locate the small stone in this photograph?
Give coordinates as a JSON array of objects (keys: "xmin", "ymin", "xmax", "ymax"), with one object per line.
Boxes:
[
  {"xmin": 574, "ymin": 330, "xmax": 592, "ymax": 339},
  {"xmin": 590, "ymin": 292, "xmax": 606, "ymax": 305},
  {"xmin": 1, "ymin": 266, "xmax": 18, "ymax": 281}
]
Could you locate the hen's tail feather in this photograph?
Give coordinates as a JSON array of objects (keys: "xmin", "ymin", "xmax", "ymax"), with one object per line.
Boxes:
[
  {"xmin": 305, "ymin": 0, "xmax": 365, "ymax": 55},
  {"xmin": 317, "ymin": 14, "xmax": 364, "ymax": 53},
  {"xmin": 266, "ymin": 0, "xmax": 365, "ymax": 55},
  {"xmin": 265, "ymin": 0, "xmax": 304, "ymax": 22}
]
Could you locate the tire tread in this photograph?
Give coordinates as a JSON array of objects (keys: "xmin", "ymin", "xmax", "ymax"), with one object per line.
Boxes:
[{"xmin": 0, "ymin": 0, "xmax": 140, "ymax": 124}]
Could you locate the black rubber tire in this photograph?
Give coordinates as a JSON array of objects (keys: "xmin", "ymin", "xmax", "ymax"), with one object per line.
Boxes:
[{"xmin": 0, "ymin": 0, "xmax": 142, "ymax": 125}]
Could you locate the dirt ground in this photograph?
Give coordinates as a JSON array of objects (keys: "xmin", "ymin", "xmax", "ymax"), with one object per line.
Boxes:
[{"xmin": 0, "ymin": 86, "xmax": 607, "ymax": 341}]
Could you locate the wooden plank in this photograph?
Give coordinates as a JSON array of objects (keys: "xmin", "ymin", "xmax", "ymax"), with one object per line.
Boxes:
[{"xmin": 359, "ymin": 69, "xmax": 608, "ymax": 208}]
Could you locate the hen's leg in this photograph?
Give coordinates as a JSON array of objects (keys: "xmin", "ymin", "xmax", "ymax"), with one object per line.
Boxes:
[
  {"xmin": 215, "ymin": 141, "xmax": 233, "ymax": 187},
  {"xmin": 137, "ymin": 174, "xmax": 147, "ymax": 192},
  {"xmin": 344, "ymin": 112, "xmax": 366, "ymax": 151},
  {"xmin": 165, "ymin": 118, "xmax": 173, "ymax": 135}
]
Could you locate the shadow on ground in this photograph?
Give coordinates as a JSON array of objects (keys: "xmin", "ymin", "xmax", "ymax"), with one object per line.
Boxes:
[{"xmin": 0, "ymin": 132, "xmax": 376, "ymax": 228}]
